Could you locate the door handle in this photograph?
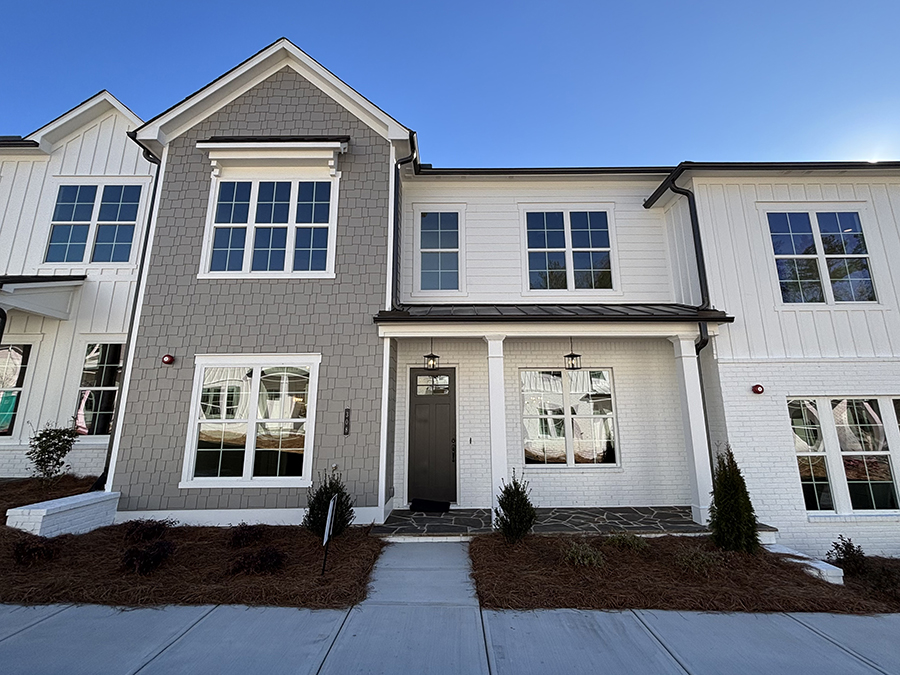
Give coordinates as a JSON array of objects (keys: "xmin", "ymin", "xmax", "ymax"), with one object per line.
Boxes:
[{"xmin": 451, "ymin": 437, "xmax": 456, "ymax": 462}]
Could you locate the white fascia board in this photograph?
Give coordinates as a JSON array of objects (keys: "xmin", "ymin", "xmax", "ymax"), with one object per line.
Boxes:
[
  {"xmin": 137, "ymin": 40, "xmax": 409, "ymax": 147},
  {"xmin": 377, "ymin": 321, "xmax": 718, "ymax": 339},
  {"xmin": 0, "ymin": 146, "xmax": 48, "ymax": 158},
  {"xmin": 26, "ymin": 91, "xmax": 142, "ymax": 150}
]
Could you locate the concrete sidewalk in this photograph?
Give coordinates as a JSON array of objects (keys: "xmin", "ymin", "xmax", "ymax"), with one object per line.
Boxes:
[{"xmin": 1, "ymin": 542, "xmax": 898, "ymax": 675}]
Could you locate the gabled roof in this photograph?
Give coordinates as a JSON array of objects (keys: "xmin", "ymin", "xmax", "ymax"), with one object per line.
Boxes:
[
  {"xmin": 24, "ymin": 91, "xmax": 142, "ymax": 151},
  {"xmin": 135, "ymin": 38, "xmax": 410, "ymax": 156}
]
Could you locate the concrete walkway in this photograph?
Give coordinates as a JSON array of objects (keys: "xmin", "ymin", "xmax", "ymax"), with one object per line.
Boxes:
[{"xmin": 1, "ymin": 542, "xmax": 899, "ymax": 674}]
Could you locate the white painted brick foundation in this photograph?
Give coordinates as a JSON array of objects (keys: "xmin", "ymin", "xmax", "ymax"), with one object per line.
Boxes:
[
  {"xmin": 6, "ymin": 491, "xmax": 120, "ymax": 537},
  {"xmin": 0, "ymin": 443, "xmax": 107, "ymax": 478}
]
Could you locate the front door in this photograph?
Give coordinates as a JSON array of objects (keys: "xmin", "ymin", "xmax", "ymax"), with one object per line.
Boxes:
[{"xmin": 408, "ymin": 368, "xmax": 456, "ymax": 503}]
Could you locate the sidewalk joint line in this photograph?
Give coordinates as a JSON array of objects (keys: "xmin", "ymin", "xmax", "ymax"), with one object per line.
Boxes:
[
  {"xmin": 478, "ymin": 605, "xmax": 494, "ymax": 675},
  {"xmin": 130, "ymin": 604, "xmax": 218, "ymax": 675},
  {"xmin": 314, "ymin": 605, "xmax": 354, "ymax": 675},
  {"xmin": 0, "ymin": 604, "xmax": 71, "ymax": 644},
  {"xmin": 629, "ymin": 610, "xmax": 693, "ymax": 675},
  {"xmin": 786, "ymin": 613, "xmax": 892, "ymax": 675}
]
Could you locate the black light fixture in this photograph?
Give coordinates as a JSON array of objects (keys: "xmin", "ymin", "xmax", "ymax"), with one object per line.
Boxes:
[
  {"xmin": 424, "ymin": 338, "xmax": 440, "ymax": 370},
  {"xmin": 564, "ymin": 336, "xmax": 581, "ymax": 371}
]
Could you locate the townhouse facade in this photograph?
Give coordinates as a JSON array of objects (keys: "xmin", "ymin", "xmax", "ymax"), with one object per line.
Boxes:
[{"xmin": 3, "ymin": 39, "xmax": 900, "ymax": 556}]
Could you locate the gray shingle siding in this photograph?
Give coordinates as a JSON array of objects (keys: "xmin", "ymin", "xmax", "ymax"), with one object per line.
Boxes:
[{"xmin": 113, "ymin": 67, "xmax": 390, "ymax": 511}]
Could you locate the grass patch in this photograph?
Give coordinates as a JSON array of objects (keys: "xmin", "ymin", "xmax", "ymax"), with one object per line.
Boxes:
[
  {"xmin": 0, "ymin": 523, "xmax": 383, "ymax": 608},
  {"xmin": 470, "ymin": 533, "xmax": 900, "ymax": 613},
  {"xmin": 0, "ymin": 475, "xmax": 96, "ymax": 525}
]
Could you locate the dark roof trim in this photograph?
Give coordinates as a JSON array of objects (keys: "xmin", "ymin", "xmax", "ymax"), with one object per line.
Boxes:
[
  {"xmin": 644, "ymin": 160, "xmax": 900, "ymax": 208},
  {"xmin": 414, "ymin": 165, "xmax": 674, "ymax": 177},
  {"xmin": 199, "ymin": 135, "xmax": 351, "ymax": 144},
  {"xmin": 375, "ymin": 303, "xmax": 733, "ymax": 324},
  {"xmin": 0, "ymin": 137, "xmax": 39, "ymax": 148},
  {"xmin": 0, "ymin": 275, "xmax": 87, "ymax": 288}
]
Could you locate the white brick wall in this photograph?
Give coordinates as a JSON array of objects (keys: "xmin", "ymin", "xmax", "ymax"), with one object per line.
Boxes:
[
  {"xmin": 6, "ymin": 491, "xmax": 120, "ymax": 536},
  {"xmin": 716, "ymin": 355, "xmax": 900, "ymax": 556},
  {"xmin": 391, "ymin": 336, "xmax": 693, "ymax": 510},
  {"xmin": 0, "ymin": 443, "xmax": 106, "ymax": 478}
]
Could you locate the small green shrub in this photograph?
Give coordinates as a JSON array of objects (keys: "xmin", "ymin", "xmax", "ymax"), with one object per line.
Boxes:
[
  {"xmin": 826, "ymin": 535, "xmax": 867, "ymax": 576},
  {"xmin": 26, "ymin": 423, "xmax": 79, "ymax": 483},
  {"xmin": 564, "ymin": 540, "xmax": 606, "ymax": 568},
  {"xmin": 124, "ymin": 518, "xmax": 176, "ymax": 544},
  {"xmin": 122, "ymin": 541, "xmax": 175, "ymax": 575},
  {"xmin": 12, "ymin": 535, "xmax": 57, "ymax": 567},
  {"xmin": 231, "ymin": 546, "xmax": 286, "ymax": 575},
  {"xmin": 228, "ymin": 522, "xmax": 268, "ymax": 549},
  {"xmin": 674, "ymin": 548, "xmax": 727, "ymax": 577},
  {"xmin": 603, "ymin": 532, "xmax": 650, "ymax": 552},
  {"xmin": 708, "ymin": 445, "xmax": 760, "ymax": 553},
  {"xmin": 302, "ymin": 469, "xmax": 354, "ymax": 537},
  {"xmin": 494, "ymin": 470, "xmax": 537, "ymax": 544}
]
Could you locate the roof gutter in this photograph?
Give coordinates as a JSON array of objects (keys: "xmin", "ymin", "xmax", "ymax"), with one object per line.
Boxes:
[
  {"xmin": 94, "ymin": 131, "xmax": 162, "ymax": 491},
  {"xmin": 391, "ymin": 130, "xmax": 418, "ymax": 310}
]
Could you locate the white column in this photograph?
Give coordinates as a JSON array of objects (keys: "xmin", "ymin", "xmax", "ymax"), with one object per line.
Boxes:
[
  {"xmin": 670, "ymin": 336, "xmax": 713, "ymax": 524},
  {"xmin": 485, "ymin": 334, "xmax": 508, "ymax": 517}
]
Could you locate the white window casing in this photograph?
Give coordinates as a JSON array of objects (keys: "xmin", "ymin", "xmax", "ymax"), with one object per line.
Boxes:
[{"xmin": 412, "ymin": 203, "xmax": 467, "ymax": 297}]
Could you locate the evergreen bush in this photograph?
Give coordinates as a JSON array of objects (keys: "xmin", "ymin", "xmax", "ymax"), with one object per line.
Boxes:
[
  {"xmin": 826, "ymin": 535, "xmax": 867, "ymax": 576},
  {"xmin": 708, "ymin": 445, "xmax": 760, "ymax": 553},
  {"xmin": 26, "ymin": 423, "xmax": 79, "ymax": 483},
  {"xmin": 494, "ymin": 470, "xmax": 536, "ymax": 544},
  {"xmin": 564, "ymin": 540, "xmax": 605, "ymax": 568},
  {"xmin": 302, "ymin": 469, "xmax": 354, "ymax": 537}
]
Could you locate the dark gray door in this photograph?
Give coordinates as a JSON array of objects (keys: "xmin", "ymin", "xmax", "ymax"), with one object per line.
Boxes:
[{"xmin": 408, "ymin": 368, "xmax": 456, "ymax": 503}]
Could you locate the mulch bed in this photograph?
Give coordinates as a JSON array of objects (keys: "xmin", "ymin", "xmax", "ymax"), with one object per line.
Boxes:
[
  {"xmin": 841, "ymin": 556, "xmax": 900, "ymax": 606},
  {"xmin": 1, "ymin": 475, "xmax": 97, "ymax": 525},
  {"xmin": 0, "ymin": 522, "xmax": 383, "ymax": 608},
  {"xmin": 470, "ymin": 533, "xmax": 900, "ymax": 614}
]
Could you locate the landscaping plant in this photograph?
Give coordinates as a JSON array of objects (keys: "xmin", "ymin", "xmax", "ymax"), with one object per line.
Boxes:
[
  {"xmin": 124, "ymin": 518, "xmax": 176, "ymax": 544},
  {"xmin": 228, "ymin": 522, "xmax": 268, "ymax": 549},
  {"xmin": 708, "ymin": 445, "xmax": 760, "ymax": 553},
  {"xmin": 826, "ymin": 535, "xmax": 867, "ymax": 576},
  {"xmin": 302, "ymin": 469, "xmax": 354, "ymax": 537},
  {"xmin": 564, "ymin": 540, "xmax": 605, "ymax": 568},
  {"xmin": 603, "ymin": 532, "xmax": 650, "ymax": 552},
  {"xmin": 26, "ymin": 423, "xmax": 79, "ymax": 484},
  {"xmin": 494, "ymin": 470, "xmax": 536, "ymax": 544},
  {"xmin": 122, "ymin": 540, "xmax": 175, "ymax": 575}
]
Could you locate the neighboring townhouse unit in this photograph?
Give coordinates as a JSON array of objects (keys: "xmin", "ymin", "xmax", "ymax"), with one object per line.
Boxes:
[
  {"xmin": 0, "ymin": 93, "xmax": 155, "ymax": 476},
  {"xmin": 7, "ymin": 39, "xmax": 899, "ymax": 558}
]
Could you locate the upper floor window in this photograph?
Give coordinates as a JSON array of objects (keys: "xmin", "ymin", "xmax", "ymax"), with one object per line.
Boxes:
[
  {"xmin": 767, "ymin": 211, "xmax": 876, "ymax": 304},
  {"xmin": 204, "ymin": 179, "xmax": 337, "ymax": 278},
  {"xmin": 420, "ymin": 212, "xmax": 459, "ymax": 291},
  {"xmin": 45, "ymin": 185, "xmax": 141, "ymax": 264},
  {"xmin": 525, "ymin": 210, "xmax": 612, "ymax": 291},
  {"xmin": 0, "ymin": 344, "xmax": 31, "ymax": 437}
]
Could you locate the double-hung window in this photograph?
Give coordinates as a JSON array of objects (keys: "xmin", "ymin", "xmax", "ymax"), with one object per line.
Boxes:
[
  {"xmin": 0, "ymin": 344, "xmax": 31, "ymax": 436},
  {"xmin": 420, "ymin": 212, "xmax": 459, "ymax": 291},
  {"xmin": 524, "ymin": 207, "xmax": 613, "ymax": 291},
  {"xmin": 787, "ymin": 397, "xmax": 899, "ymax": 512},
  {"xmin": 521, "ymin": 369, "xmax": 617, "ymax": 466},
  {"xmin": 182, "ymin": 354, "xmax": 320, "ymax": 487},
  {"xmin": 45, "ymin": 185, "xmax": 142, "ymax": 264},
  {"xmin": 205, "ymin": 179, "xmax": 336, "ymax": 277},
  {"xmin": 766, "ymin": 210, "xmax": 877, "ymax": 303}
]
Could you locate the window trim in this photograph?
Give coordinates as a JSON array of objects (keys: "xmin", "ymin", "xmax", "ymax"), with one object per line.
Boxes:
[
  {"xmin": 41, "ymin": 177, "xmax": 150, "ymax": 269},
  {"xmin": 787, "ymin": 395, "xmax": 900, "ymax": 515},
  {"xmin": 518, "ymin": 367, "xmax": 621, "ymax": 469},
  {"xmin": 179, "ymin": 353, "xmax": 321, "ymax": 489},
  {"xmin": 758, "ymin": 202, "xmax": 882, "ymax": 307},
  {"xmin": 411, "ymin": 203, "xmax": 467, "ymax": 297},
  {"xmin": 517, "ymin": 202, "xmax": 622, "ymax": 298}
]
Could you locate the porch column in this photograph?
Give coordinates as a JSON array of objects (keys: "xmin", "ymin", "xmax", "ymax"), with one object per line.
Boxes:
[
  {"xmin": 484, "ymin": 334, "xmax": 508, "ymax": 517},
  {"xmin": 669, "ymin": 336, "xmax": 713, "ymax": 524}
]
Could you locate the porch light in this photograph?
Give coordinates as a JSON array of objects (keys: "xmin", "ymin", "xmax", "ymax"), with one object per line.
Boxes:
[
  {"xmin": 564, "ymin": 337, "xmax": 581, "ymax": 371},
  {"xmin": 424, "ymin": 338, "xmax": 440, "ymax": 371}
]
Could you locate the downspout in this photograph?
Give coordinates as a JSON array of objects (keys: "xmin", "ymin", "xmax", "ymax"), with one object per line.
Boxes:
[
  {"xmin": 0, "ymin": 308, "xmax": 6, "ymax": 344},
  {"xmin": 92, "ymin": 135, "xmax": 161, "ymax": 491},
  {"xmin": 391, "ymin": 131, "xmax": 418, "ymax": 310}
]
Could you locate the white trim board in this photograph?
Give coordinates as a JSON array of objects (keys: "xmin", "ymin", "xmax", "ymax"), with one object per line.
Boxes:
[{"xmin": 115, "ymin": 506, "xmax": 385, "ymax": 526}]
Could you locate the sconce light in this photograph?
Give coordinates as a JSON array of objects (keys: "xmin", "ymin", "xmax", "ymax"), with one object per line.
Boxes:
[
  {"xmin": 161, "ymin": 354, "xmax": 175, "ymax": 365},
  {"xmin": 564, "ymin": 337, "xmax": 581, "ymax": 371},
  {"xmin": 751, "ymin": 384, "xmax": 765, "ymax": 394},
  {"xmin": 424, "ymin": 338, "xmax": 440, "ymax": 371}
]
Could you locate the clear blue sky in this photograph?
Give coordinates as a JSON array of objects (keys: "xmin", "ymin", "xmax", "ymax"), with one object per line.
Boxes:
[{"xmin": 2, "ymin": 1, "xmax": 899, "ymax": 167}]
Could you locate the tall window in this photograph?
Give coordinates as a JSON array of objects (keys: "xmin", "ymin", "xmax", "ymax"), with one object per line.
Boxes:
[
  {"xmin": 0, "ymin": 344, "xmax": 31, "ymax": 436},
  {"xmin": 207, "ymin": 179, "xmax": 336, "ymax": 276},
  {"xmin": 788, "ymin": 399, "xmax": 832, "ymax": 510},
  {"xmin": 185, "ymin": 355, "xmax": 320, "ymax": 485},
  {"xmin": 420, "ymin": 212, "xmax": 459, "ymax": 291},
  {"xmin": 525, "ymin": 209, "xmax": 612, "ymax": 291},
  {"xmin": 521, "ymin": 369, "xmax": 617, "ymax": 466},
  {"xmin": 75, "ymin": 344, "xmax": 123, "ymax": 435},
  {"xmin": 46, "ymin": 185, "xmax": 141, "ymax": 264},
  {"xmin": 767, "ymin": 211, "xmax": 876, "ymax": 303}
]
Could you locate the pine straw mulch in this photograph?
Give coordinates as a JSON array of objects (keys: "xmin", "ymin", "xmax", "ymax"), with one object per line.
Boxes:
[
  {"xmin": 0, "ymin": 523, "xmax": 384, "ymax": 609},
  {"xmin": 470, "ymin": 533, "xmax": 900, "ymax": 614},
  {"xmin": 1, "ymin": 475, "xmax": 97, "ymax": 525}
]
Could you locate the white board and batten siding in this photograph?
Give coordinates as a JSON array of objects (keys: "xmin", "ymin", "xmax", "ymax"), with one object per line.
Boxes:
[
  {"xmin": 399, "ymin": 178, "xmax": 678, "ymax": 305},
  {"xmin": 0, "ymin": 103, "xmax": 154, "ymax": 476},
  {"xmin": 694, "ymin": 177, "xmax": 900, "ymax": 361}
]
